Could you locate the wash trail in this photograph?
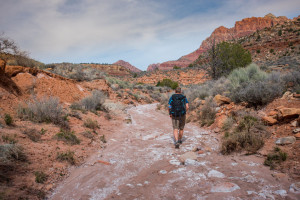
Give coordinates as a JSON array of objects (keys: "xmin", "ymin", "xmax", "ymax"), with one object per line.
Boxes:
[{"xmin": 50, "ymin": 104, "xmax": 297, "ymax": 200}]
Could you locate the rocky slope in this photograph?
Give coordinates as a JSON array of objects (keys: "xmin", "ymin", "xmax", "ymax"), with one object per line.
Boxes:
[
  {"xmin": 147, "ymin": 13, "xmax": 292, "ymax": 71},
  {"xmin": 113, "ymin": 60, "xmax": 141, "ymax": 73}
]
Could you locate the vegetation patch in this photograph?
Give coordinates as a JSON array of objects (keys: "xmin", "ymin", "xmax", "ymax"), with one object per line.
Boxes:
[
  {"xmin": 264, "ymin": 147, "xmax": 287, "ymax": 170},
  {"xmin": 199, "ymin": 97, "xmax": 217, "ymax": 126},
  {"xmin": 71, "ymin": 90, "xmax": 107, "ymax": 112},
  {"xmin": 55, "ymin": 129, "xmax": 80, "ymax": 145},
  {"xmin": 17, "ymin": 96, "xmax": 69, "ymax": 129},
  {"xmin": 2, "ymin": 134, "xmax": 18, "ymax": 144},
  {"xmin": 4, "ymin": 114, "xmax": 13, "ymax": 126},
  {"xmin": 156, "ymin": 79, "xmax": 178, "ymax": 89},
  {"xmin": 23, "ymin": 128, "xmax": 41, "ymax": 142},
  {"xmin": 56, "ymin": 151, "xmax": 75, "ymax": 165},
  {"xmin": 34, "ymin": 171, "xmax": 48, "ymax": 183},
  {"xmin": 84, "ymin": 118, "xmax": 99, "ymax": 130},
  {"xmin": 221, "ymin": 114, "xmax": 267, "ymax": 155}
]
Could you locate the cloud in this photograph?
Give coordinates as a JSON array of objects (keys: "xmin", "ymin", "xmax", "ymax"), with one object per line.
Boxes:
[{"xmin": 0, "ymin": 0, "xmax": 299, "ymax": 70}]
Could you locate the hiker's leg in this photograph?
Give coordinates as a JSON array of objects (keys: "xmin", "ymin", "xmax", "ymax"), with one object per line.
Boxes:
[
  {"xmin": 179, "ymin": 129, "xmax": 183, "ymax": 141},
  {"xmin": 173, "ymin": 129, "xmax": 179, "ymax": 142},
  {"xmin": 178, "ymin": 115, "xmax": 186, "ymax": 141}
]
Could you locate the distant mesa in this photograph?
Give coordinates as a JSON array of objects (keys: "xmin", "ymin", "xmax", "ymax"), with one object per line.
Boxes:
[
  {"xmin": 113, "ymin": 60, "xmax": 141, "ymax": 73},
  {"xmin": 147, "ymin": 13, "xmax": 290, "ymax": 71}
]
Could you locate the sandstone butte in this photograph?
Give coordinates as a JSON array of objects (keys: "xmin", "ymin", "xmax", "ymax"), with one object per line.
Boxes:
[
  {"xmin": 113, "ymin": 60, "xmax": 141, "ymax": 73},
  {"xmin": 147, "ymin": 13, "xmax": 290, "ymax": 71}
]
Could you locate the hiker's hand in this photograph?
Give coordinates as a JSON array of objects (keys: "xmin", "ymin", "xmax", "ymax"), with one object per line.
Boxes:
[{"xmin": 169, "ymin": 115, "xmax": 172, "ymax": 118}]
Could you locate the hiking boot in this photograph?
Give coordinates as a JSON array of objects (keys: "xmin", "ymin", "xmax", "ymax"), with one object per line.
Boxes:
[
  {"xmin": 178, "ymin": 139, "xmax": 182, "ymax": 144},
  {"xmin": 175, "ymin": 142, "xmax": 180, "ymax": 149}
]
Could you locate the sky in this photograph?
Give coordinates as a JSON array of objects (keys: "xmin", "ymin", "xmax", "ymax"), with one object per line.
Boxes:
[{"xmin": 0, "ymin": 0, "xmax": 299, "ymax": 70}]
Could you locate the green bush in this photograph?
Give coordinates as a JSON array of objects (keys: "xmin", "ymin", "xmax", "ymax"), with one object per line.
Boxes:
[
  {"xmin": 278, "ymin": 29, "xmax": 282, "ymax": 36},
  {"xmin": 173, "ymin": 65, "xmax": 181, "ymax": 70},
  {"xmin": 256, "ymin": 49, "xmax": 260, "ymax": 53},
  {"xmin": 4, "ymin": 114, "xmax": 13, "ymax": 126},
  {"xmin": 55, "ymin": 129, "xmax": 80, "ymax": 145},
  {"xmin": 208, "ymin": 41, "xmax": 252, "ymax": 79},
  {"xmin": 264, "ymin": 147, "xmax": 287, "ymax": 170},
  {"xmin": 156, "ymin": 79, "xmax": 178, "ymax": 89},
  {"xmin": 56, "ymin": 151, "xmax": 75, "ymax": 165}
]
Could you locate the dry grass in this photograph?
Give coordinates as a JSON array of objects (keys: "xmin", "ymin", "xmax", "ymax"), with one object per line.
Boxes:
[
  {"xmin": 84, "ymin": 118, "xmax": 99, "ymax": 130},
  {"xmin": 55, "ymin": 129, "xmax": 80, "ymax": 145},
  {"xmin": 56, "ymin": 151, "xmax": 75, "ymax": 165}
]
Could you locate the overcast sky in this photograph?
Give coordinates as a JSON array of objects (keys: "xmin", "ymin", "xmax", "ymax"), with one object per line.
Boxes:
[{"xmin": 0, "ymin": 0, "xmax": 299, "ymax": 70}]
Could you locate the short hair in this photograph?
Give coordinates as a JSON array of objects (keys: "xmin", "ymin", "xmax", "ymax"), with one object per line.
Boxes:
[{"xmin": 175, "ymin": 87, "xmax": 181, "ymax": 93}]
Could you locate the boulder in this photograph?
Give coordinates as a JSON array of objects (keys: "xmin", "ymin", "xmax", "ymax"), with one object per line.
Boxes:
[
  {"xmin": 291, "ymin": 121, "xmax": 298, "ymax": 127},
  {"xmin": 294, "ymin": 133, "xmax": 300, "ymax": 140},
  {"xmin": 275, "ymin": 136, "xmax": 296, "ymax": 145},
  {"xmin": 277, "ymin": 107, "xmax": 300, "ymax": 120},
  {"xmin": 267, "ymin": 110, "xmax": 278, "ymax": 116},
  {"xmin": 289, "ymin": 182, "xmax": 300, "ymax": 194},
  {"xmin": 213, "ymin": 94, "xmax": 231, "ymax": 106},
  {"xmin": 293, "ymin": 128, "xmax": 300, "ymax": 134},
  {"xmin": 262, "ymin": 116, "xmax": 278, "ymax": 125},
  {"xmin": 281, "ymin": 91, "xmax": 293, "ymax": 99}
]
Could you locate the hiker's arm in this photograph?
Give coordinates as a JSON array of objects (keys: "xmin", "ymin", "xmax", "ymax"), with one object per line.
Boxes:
[{"xmin": 186, "ymin": 103, "xmax": 189, "ymax": 112}]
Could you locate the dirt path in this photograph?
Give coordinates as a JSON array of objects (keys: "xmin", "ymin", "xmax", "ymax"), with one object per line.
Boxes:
[{"xmin": 50, "ymin": 104, "xmax": 298, "ymax": 200}]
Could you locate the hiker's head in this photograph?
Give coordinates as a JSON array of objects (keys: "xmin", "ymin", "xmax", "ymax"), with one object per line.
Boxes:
[{"xmin": 175, "ymin": 87, "xmax": 181, "ymax": 94}]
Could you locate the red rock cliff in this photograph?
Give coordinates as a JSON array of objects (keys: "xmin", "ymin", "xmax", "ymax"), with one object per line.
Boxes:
[
  {"xmin": 147, "ymin": 13, "xmax": 290, "ymax": 71},
  {"xmin": 114, "ymin": 60, "xmax": 141, "ymax": 73}
]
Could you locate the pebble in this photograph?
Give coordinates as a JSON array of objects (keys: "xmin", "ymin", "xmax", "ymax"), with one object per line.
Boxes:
[
  {"xmin": 159, "ymin": 170, "xmax": 167, "ymax": 174},
  {"xmin": 275, "ymin": 136, "xmax": 296, "ymax": 145},
  {"xmin": 273, "ymin": 190, "xmax": 287, "ymax": 197},
  {"xmin": 289, "ymin": 182, "xmax": 300, "ymax": 194}
]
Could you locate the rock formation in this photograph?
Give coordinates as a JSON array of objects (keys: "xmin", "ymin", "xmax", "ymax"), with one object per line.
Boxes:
[
  {"xmin": 113, "ymin": 60, "xmax": 141, "ymax": 73},
  {"xmin": 147, "ymin": 13, "xmax": 291, "ymax": 71}
]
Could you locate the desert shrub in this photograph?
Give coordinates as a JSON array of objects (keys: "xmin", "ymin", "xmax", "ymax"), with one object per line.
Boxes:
[
  {"xmin": 100, "ymin": 135, "xmax": 106, "ymax": 143},
  {"xmin": 231, "ymin": 81, "xmax": 283, "ymax": 107},
  {"xmin": 173, "ymin": 66, "xmax": 181, "ymax": 69},
  {"xmin": 55, "ymin": 129, "xmax": 80, "ymax": 145},
  {"xmin": 23, "ymin": 129, "xmax": 41, "ymax": 142},
  {"xmin": 81, "ymin": 131, "xmax": 94, "ymax": 139},
  {"xmin": 78, "ymin": 90, "xmax": 106, "ymax": 111},
  {"xmin": 2, "ymin": 134, "xmax": 17, "ymax": 144},
  {"xmin": 17, "ymin": 96, "xmax": 68, "ymax": 128},
  {"xmin": 40, "ymin": 128, "xmax": 47, "ymax": 135},
  {"xmin": 210, "ymin": 77, "xmax": 232, "ymax": 97},
  {"xmin": 4, "ymin": 114, "xmax": 13, "ymax": 126},
  {"xmin": 256, "ymin": 49, "xmax": 260, "ymax": 53},
  {"xmin": 34, "ymin": 171, "xmax": 48, "ymax": 183},
  {"xmin": 56, "ymin": 151, "xmax": 75, "ymax": 165},
  {"xmin": 221, "ymin": 117, "xmax": 235, "ymax": 132},
  {"xmin": 150, "ymin": 92, "xmax": 163, "ymax": 102},
  {"xmin": 106, "ymin": 77, "xmax": 133, "ymax": 89},
  {"xmin": 281, "ymin": 70, "xmax": 300, "ymax": 89},
  {"xmin": 221, "ymin": 114, "xmax": 266, "ymax": 154},
  {"xmin": 264, "ymin": 147, "xmax": 287, "ymax": 170},
  {"xmin": 228, "ymin": 63, "xmax": 268, "ymax": 90},
  {"xmin": 270, "ymin": 49, "xmax": 274, "ymax": 53},
  {"xmin": 156, "ymin": 79, "xmax": 178, "ymax": 89},
  {"xmin": 0, "ymin": 144, "xmax": 27, "ymax": 164},
  {"xmin": 278, "ymin": 29, "xmax": 282, "ymax": 36},
  {"xmin": 199, "ymin": 97, "xmax": 217, "ymax": 126},
  {"xmin": 84, "ymin": 118, "xmax": 99, "ymax": 130}
]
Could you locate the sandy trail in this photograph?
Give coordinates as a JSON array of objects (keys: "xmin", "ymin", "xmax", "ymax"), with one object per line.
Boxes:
[{"xmin": 50, "ymin": 104, "xmax": 298, "ymax": 200}]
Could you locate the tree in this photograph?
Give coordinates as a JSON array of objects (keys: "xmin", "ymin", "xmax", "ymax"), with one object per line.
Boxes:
[
  {"xmin": 0, "ymin": 33, "xmax": 27, "ymax": 73},
  {"xmin": 208, "ymin": 41, "xmax": 251, "ymax": 79}
]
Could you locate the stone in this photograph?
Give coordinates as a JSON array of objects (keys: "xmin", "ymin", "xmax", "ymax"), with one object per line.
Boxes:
[
  {"xmin": 211, "ymin": 182, "xmax": 240, "ymax": 193},
  {"xmin": 294, "ymin": 133, "xmax": 300, "ymax": 140},
  {"xmin": 275, "ymin": 136, "xmax": 296, "ymax": 145},
  {"xmin": 281, "ymin": 91, "xmax": 292, "ymax": 99},
  {"xmin": 198, "ymin": 150, "xmax": 205, "ymax": 154},
  {"xmin": 179, "ymin": 151, "xmax": 197, "ymax": 163},
  {"xmin": 291, "ymin": 121, "xmax": 298, "ymax": 127},
  {"xmin": 289, "ymin": 182, "xmax": 300, "ymax": 194},
  {"xmin": 277, "ymin": 107, "xmax": 300, "ymax": 119},
  {"xmin": 293, "ymin": 128, "xmax": 300, "ymax": 134},
  {"xmin": 214, "ymin": 94, "xmax": 231, "ymax": 105},
  {"xmin": 267, "ymin": 110, "xmax": 278, "ymax": 116},
  {"xmin": 262, "ymin": 116, "xmax": 278, "ymax": 125},
  {"xmin": 293, "ymin": 93, "xmax": 300, "ymax": 98},
  {"xmin": 208, "ymin": 170, "xmax": 225, "ymax": 178},
  {"xmin": 274, "ymin": 190, "xmax": 287, "ymax": 197}
]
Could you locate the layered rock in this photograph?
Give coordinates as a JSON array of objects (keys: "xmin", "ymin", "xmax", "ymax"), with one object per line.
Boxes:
[
  {"xmin": 147, "ymin": 13, "xmax": 290, "ymax": 71},
  {"xmin": 113, "ymin": 60, "xmax": 141, "ymax": 73}
]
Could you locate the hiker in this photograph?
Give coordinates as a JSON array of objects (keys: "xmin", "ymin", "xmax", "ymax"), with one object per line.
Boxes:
[{"xmin": 168, "ymin": 87, "xmax": 189, "ymax": 148}]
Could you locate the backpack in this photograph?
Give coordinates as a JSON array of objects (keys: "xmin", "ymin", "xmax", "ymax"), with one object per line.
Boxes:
[{"xmin": 170, "ymin": 94, "xmax": 186, "ymax": 117}]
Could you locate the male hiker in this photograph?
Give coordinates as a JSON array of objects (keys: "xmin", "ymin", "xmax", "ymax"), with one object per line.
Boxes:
[{"xmin": 168, "ymin": 87, "xmax": 189, "ymax": 149}]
